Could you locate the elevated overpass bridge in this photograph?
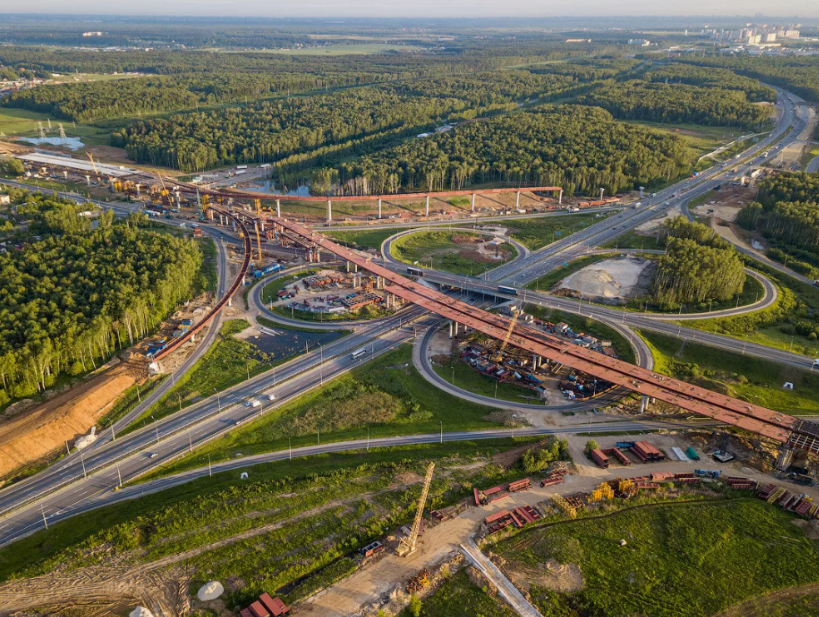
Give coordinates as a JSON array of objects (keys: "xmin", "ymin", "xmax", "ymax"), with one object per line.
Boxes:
[{"xmin": 264, "ymin": 216, "xmax": 819, "ymax": 456}]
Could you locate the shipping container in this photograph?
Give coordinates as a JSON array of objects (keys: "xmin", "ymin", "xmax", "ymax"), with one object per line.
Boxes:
[{"xmin": 590, "ymin": 449, "xmax": 609, "ymax": 469}]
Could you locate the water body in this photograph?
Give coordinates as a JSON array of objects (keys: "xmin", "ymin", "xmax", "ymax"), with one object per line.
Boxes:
[
  {"xmin": 243, "ymin": 180, "xmax": 312, "ymax": 197},
  {"xmin": 20, "ymin": 137, "xmax": 85, "ymax": 150},
  {"xmin": 247, "ymin": 326, "xmax": 341, "ymax": 361}
]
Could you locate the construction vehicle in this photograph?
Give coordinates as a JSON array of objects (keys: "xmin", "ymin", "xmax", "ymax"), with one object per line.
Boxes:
[
  {"xmin": 86, "ymin": 152, "xmax": 99, "ymax": 175},
  {"xmin": 490, "ymin": 310, "xmax": 519, "ymax": 363},
  {"xmin": 396, "ymin": 462, "xmax": 434, "ymax": 557}
]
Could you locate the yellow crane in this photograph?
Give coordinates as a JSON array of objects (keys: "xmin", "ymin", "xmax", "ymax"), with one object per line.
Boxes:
[
  {"xmin": 396, "ymin": 462, "xmax": 435, "ymax": 557},
  {"xmin": 85, "ymin": 152, "xmax": 98, "ymax": 175},
  {"xmin": 490, "ymin": 310, "xmax": 519, "ymax": 363},
  {"xmin": 254, "ymin": 198, "xmax": 263, "ymax": 264}
]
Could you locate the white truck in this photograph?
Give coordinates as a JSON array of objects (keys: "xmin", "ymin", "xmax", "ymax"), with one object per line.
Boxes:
[{"xmin": 245, "ymin": 399, "xmax": 261, "ymax": 408}]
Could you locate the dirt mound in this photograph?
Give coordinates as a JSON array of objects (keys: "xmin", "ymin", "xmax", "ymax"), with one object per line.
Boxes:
[
  {"xmin": 0, "ymin": 365, "xmax": 136, "ymax": 479},
  {"xmin": 558, "ymin": 257, "xmax": 652, "ymax": 300}
]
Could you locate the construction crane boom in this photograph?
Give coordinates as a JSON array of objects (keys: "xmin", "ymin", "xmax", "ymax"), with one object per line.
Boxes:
[
  {"xmin": 397, "ymin": 462, "xmax": 435, "ymax": 557},
  {"xmin": 86, "ymin": 152, "xmax": 98, "ymax": 175},
  {"xmin": 490, "ymin": 310, "xmax": 519, "ymax": 363}
]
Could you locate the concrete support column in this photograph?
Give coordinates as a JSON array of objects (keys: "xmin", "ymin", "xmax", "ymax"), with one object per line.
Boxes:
[
  {"xmin": 639, "ymin": 395, "xmax": 649, "ymax": 414},
  {"xmin": 316, "ymin": 248, "xmax": 321, "ymax": 263},
  {"xmin": 327, "ymin": 199, "xmax": 332, "ymax": 224},
  {"xmin": 227, "ymin": 297, "xmax": 232, "ymax": 307},
  {"xmin": 425, "ymin": 195, "xmax": 430, "ymax": 217},
  {"xmin": 378, "ymin": 198, "xmax": 382, "ymax": 219},
  {"xmin": 346, "ymin": 261, "xmax": 350, "ymax": 273},
  {"xmin": 558, "ymin": 189, "xmax": 563, "ymax": 205},
  {"xmin": 454, "ymin": 322, "xmax": 460, "ymax": 336},
  {"xmin": 449, "ymin": 321, "xmax": 453, "ymax": 338},
  {"xmin": 85, "ymin": 175, "xmax": 91, "ymax": 186},
  {"xmin": 533, "ymin": 353, "xmax": 538, "ymax": 368},
  {"xmin": 639, "ymin": 186, "xmax": 644, "ymax": 199},
  {"xmin": 276, "ymin": 199, "xmax": 281, "ymax": 218},
  {"xmin": 354, "ymin": 263, "xmax": 358, "ymax": 273},
  {"xmin": 260, "ymin": 219, "xmax": 265, "ymax": 232},
  {"xmin": 471, "ymin": 193, "xmax": 476, "ymax": 212},
  {"xmin": 599, "ymin": 187, "xmax": 605, "ymax": 201},
  {"xmin": 515, "ymin": 191, "xmax": 521, "ymax": 209},
  {"xmin": 208, "ymin": 209, "xmax": 214, "ymax": 221},
  {"xmin": 135, "ymin": 184, "xmax": 141, "ymax": 197}
]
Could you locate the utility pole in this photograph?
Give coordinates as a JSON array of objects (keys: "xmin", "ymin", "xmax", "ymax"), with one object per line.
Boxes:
[
  {"xmin": 41, "ymin": 505, "xmax": 48, "ymax": 530},
  {"xmin": 116, "ymin": 465, "xmax": 123, "ymax": 488},
  {"xmin": 80, "ymin": 451, "xmax": 87, "ymax": 478}
]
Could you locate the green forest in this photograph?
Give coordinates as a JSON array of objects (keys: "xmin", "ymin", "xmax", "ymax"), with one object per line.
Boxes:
[
  {"xmin": 0, "ymin": 191, "xmax": 204, "ymax": 404},
  {"xmin": 652, "ymin": 217, "xmax": 746, "ymax": 307},
  {"xmin": 336, "ymin": 105, "xmax": 692, "ymax": 196},
  {"xmin": 576, "ymin": 80, "xmax": 773, "ymax": 128},
  {"xmin": 738, "ymin": 172, "xmax": 819, "ymax": 277}
]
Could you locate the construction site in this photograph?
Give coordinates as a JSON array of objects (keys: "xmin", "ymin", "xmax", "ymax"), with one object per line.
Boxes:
[
  {"xmin": 440, "ymin": 305, "xmax": 619, "ymax": 403},
  {"xmin": 271, "ymin": 268, "xmax": 405, "ymax": 318}
]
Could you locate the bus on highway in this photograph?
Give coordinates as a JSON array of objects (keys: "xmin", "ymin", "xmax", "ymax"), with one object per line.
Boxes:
[
  {"xmin": 407, "ymin": 267, "xmax": 425, "ymax": 277},
  {"xmin": 497, "ymin": 285, "xmax": 518, "ymax": 296},
  {"xmin": 352, "ymin": 348, "xmax": 368, "ymax": 359}
]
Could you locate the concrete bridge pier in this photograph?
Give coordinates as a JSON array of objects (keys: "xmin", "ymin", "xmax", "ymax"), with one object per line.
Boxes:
[
  {"xmin": 327, "ymin": 199, "xmax": 332, "ymax": 224},
  {"xmin": 558, "ymin": 189, "xmax": 563, "ymax": 205},
  {"xmin": 378, "ymin": 198, "xmax": 382, "ymax": 219},
  {"xmin": 471, "ymin": 193, "xmax": 476, "ymax": 212},
  {"xmin": 515, "ymin": 191, "xmax": 521, "ymax": 209},
  {"xmin": 425, "ymin": 195, "xmax": 430, "ymax": 216},
  {"xmin": 276, "ymin": 199, "xmax": 281, "ymax": 218}
]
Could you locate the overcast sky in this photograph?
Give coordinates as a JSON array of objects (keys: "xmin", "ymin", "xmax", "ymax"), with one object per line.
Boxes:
[{"xmin": 2, "ymin": 1, "xmax": 817, "ymax": 18}]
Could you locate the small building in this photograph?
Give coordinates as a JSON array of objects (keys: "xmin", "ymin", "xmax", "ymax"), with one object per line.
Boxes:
[{"xmin": 0, "ymin": 195, "xmax": 10, "ymax": 206}]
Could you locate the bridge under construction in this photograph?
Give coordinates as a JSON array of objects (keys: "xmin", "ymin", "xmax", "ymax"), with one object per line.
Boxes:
[
  {"xmin": 262, "ymin": 216, "xmax": 819, "ymax": 456},
  {"xmin": 160, "ymin": 176, "xmax": 819, "ymax": 458}
]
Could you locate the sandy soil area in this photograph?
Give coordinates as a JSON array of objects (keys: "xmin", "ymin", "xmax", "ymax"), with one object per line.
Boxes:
[
  {"xmin": 0, "ymin": 364, "xmax": 136, "ymax": 479},
  {"xmin": 557, "ymin": 257, "xmax": 652, "ymax": 300}
]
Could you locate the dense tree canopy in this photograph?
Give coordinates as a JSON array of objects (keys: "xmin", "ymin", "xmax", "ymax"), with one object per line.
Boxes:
[
  {"xmin": 652, "ymin": 218, "xmax": 745, "ymax": 308},
  {"xmin": 335, "ymin": 105, "xmax": 692, "ymax": 196},
  {"xmin": 576, "ymin": 80, "xmax": 772, "ymax": 129},
  {"xmin": 642, "ymin": 64, "xmax": 776, "ymax": 103},
  {"xmin": 0, "ymin": 194, "xmax": 204, "ymax": 403},
  {"xmin": 738, "ymin": 172, "xmax": 819, "ymax": 277},
  {"xmin": 110, "ymin": 71, "xmax": 590, "ymax": 172}
]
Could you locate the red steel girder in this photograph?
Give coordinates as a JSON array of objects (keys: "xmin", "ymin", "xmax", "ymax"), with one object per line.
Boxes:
[{"xmin": 269, "ymin": 216, "xmax": 802, "ymax": 445}]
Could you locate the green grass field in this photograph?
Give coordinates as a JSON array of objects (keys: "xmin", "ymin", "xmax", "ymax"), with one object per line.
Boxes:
[
  {"xmin": 390, "ymin": 229, "xmax": 517, "ymax": 276},
  {"xmin": 0, "ymin": 108, "xmax": 110, "ymax": 144},
  {"xmin": 327, "ymin": 227, "xmax": 404, "ymax": 251},
  {"xmin": 639, "ymin": 329, "xmax": 819, "ymax": 414},
  {"xmin": 506, "ymin": 212, "xmax": 613, "ymax": 250},
  {"xmin": 432, "ymin": 356, "xmax": 543, "ymax": 404},
  {"xmin": 0, "ymin": 438, "xmax": 534, "ymax": 610},
  {"xmin": 493, "ymin": 499, "xmax": 819, "ymax": 617},
  {"xmin": 683, "ymin": 262, "xmax": 819, "ymax": 357},
  {"xmin": 146, "ymin": 344, "xmax": 506, "ymax": 478},
  {"xmin": 122, "ymin": 319, "xmax": 275, "ymax": 433}
]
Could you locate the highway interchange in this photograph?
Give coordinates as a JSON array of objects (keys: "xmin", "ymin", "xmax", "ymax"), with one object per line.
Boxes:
[{"xmin": 0, "ymin": 84, "xmax": 815, "ymax": 549}]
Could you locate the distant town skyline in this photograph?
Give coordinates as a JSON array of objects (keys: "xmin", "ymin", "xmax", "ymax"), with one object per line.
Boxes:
[{"xmin": 3, "ymin": 1, "xmax": 818, "ymax": 18}]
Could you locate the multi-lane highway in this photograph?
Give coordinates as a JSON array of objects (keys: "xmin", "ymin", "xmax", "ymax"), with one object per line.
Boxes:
[{"xmin": 0, "ymin": 85, "xmax": 812, "ymax": 548}]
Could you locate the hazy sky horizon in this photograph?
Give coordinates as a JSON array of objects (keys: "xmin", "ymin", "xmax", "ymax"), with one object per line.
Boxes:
[{"xmin": 2, "ymin": 1, "xmax": 818, "ymax": 19}]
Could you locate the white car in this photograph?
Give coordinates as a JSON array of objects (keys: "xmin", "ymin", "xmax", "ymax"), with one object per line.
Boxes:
[{"xmin": 266, "ymin": 393, "xmax": 277, "ymax": 401}]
